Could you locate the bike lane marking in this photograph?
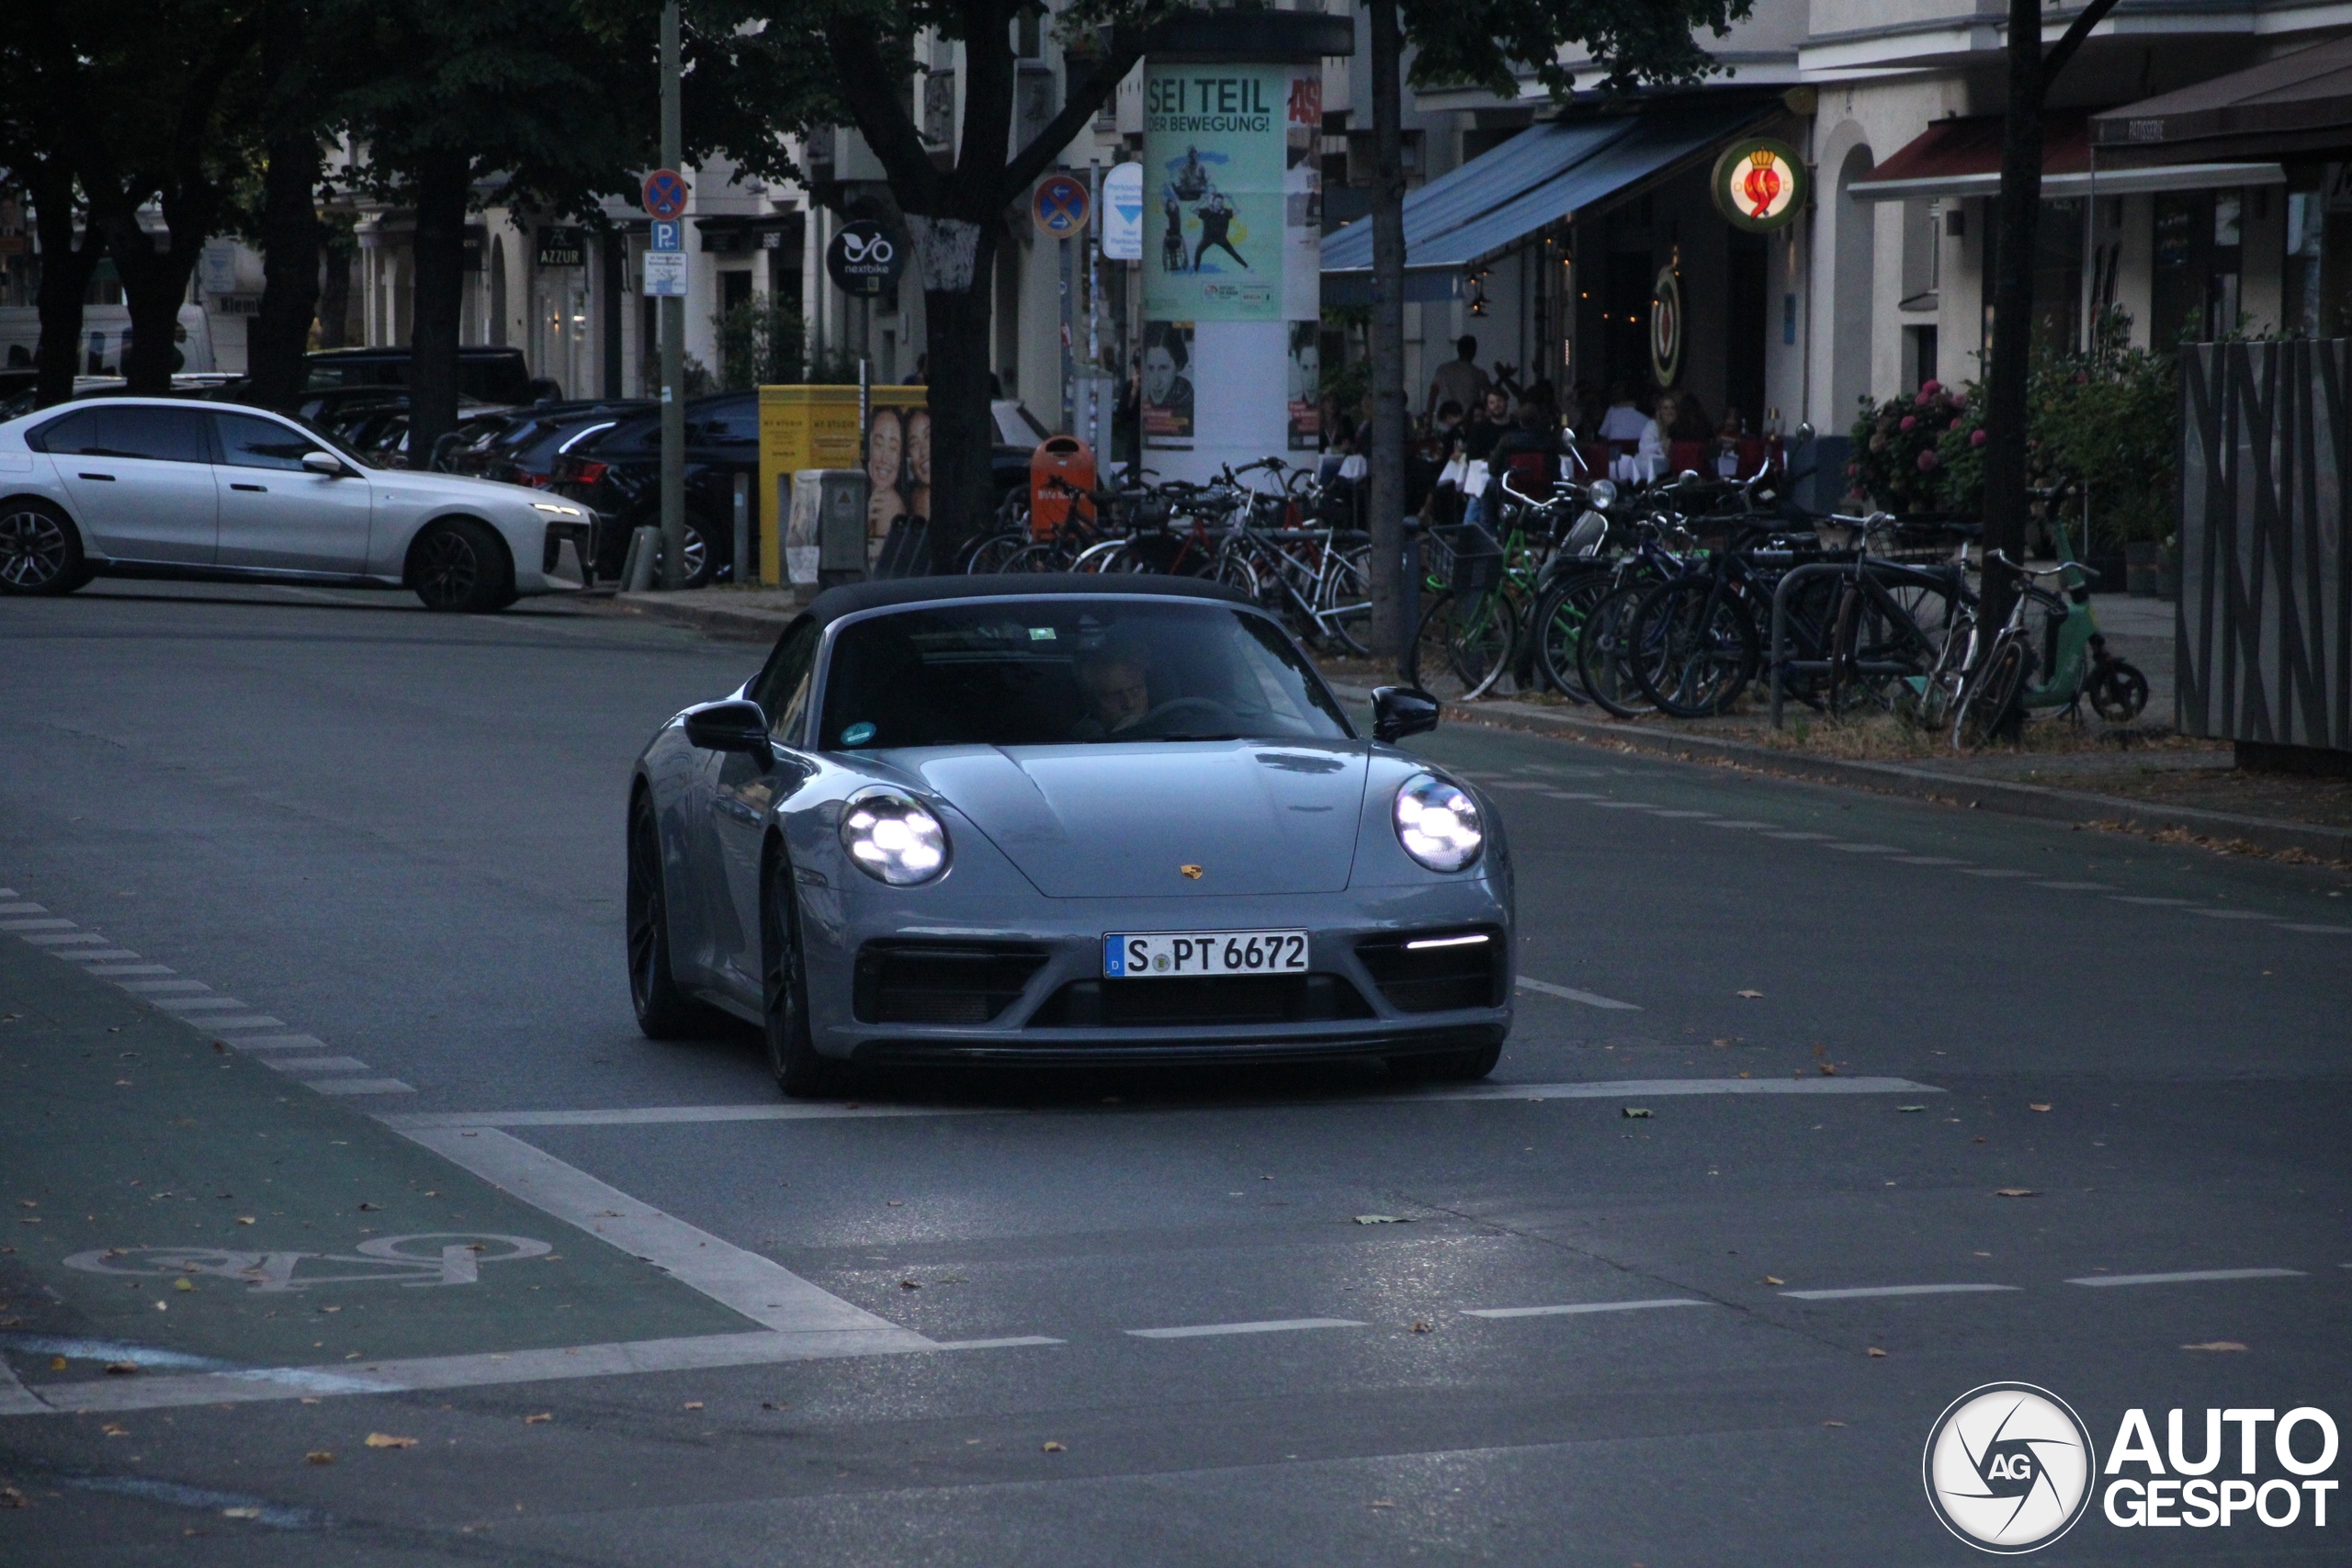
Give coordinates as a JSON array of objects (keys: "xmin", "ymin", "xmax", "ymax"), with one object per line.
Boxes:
[
  {"xmin": 1515, "ymin": 975, "xmax": 1642, "ymax": 1010},
  {"xmin": 1126, "ymin": 1318, "xmax": 1364, "ymax": 1339}
]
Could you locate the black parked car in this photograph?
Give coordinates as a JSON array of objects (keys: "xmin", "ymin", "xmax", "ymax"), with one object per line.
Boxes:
[
  {"xmin": 450, "ymin": 400, "xmax": 653, "ymax": 489},
  {"xmin": 553, "ymin": 390, "xmax": 1044, "ymax": 588},
  {"xmin": 304, "ymin": 345, "xmax": 557, "ymax": 405}
]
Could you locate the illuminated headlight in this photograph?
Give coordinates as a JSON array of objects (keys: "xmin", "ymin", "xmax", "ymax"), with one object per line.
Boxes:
[
  {"xmin": 1393, "ymin": 773, "xmax": 1483, "ymax": 873},
  {"xmin": 531, "ymin": 502, "xmax": 584, "ymax": 517},
  {"xmin": 1587, "ymin": 479, "xmax": 1618, "ymax": 511},
  {"xmin": 840, "ymin": 789, "xmax": 950, "ymax": 886}
]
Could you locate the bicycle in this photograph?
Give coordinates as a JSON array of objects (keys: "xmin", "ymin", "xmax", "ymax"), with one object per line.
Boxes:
[{"xmin": 1945, "ymin": 548, "xmax": 2148, "ymax": 750}]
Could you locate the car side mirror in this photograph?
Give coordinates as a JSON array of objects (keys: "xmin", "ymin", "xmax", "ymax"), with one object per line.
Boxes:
[
  {"xmin": 683, "ymin": 699, "xmax": 774, "ymax": 766},
  {"xmin": 1371, "ymin": 685, "xmax": 1441, "ymax": 744},
  {"xmin": 301, "ymin": 450, "xmax": 351, "ymax": 478}
]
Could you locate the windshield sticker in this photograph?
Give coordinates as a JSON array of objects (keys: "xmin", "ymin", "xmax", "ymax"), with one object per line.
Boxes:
[
  {"xmin": 1029, "ymin": 627, "xmax": 1057, "ymax": 640},
  {"xmin": 841, "ymin": 721, "xmax": 877, "ymax": 747}
]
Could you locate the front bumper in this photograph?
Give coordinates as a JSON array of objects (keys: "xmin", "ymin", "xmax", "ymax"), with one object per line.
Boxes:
[{"xmin": 803, "ymin": 882, "xmax": 1513, "ymax": 1066}]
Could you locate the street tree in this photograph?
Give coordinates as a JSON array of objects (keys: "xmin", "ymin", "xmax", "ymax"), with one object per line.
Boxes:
[
  {"xmin": 1353, "ymin": 0, "xmax": 1754, "ymax": 661},
  {"xmin": 0, "ymin": 23, "xmax": 111, "ymax": 407},
  {"xmin": 1978, "ymin": 0, "xmax": 2123, "ymax": 635},
  {"xmin": 763, "ymin": 0, "xmax": 1181, "ymax": 567}
]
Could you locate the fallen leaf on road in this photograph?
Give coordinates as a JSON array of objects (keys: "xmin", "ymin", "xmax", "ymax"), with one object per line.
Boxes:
[
  {"xmin": 235, "ymin": 1217, "xmax": 254, "ymax": 1225},
  {"xmin": 211, "ymin": 1041, "xmax": 226, "ymax": 1054},
  {"xmin": 364, "ymin": 1434, "xmax": 417, "ymax": 1450},
  {"xmin": 220, "ymin": 1507, "xmax": 259, "ymax": 1519},
  {"xmin": 761, "ymin": 1402, "xmax": 787, "ymax": 1410},
  {"xmin": 1, "ymin": 1487, "xmax": 27, "ymax": 1508},
  {"xmin": 1818, "ymin": 1064, "xmax": 1838, "ymax": 1077},
  {"xmin": 1041, "ymin": 1441, "xmax": 1066, "ymax": 1453},
  {"xmin": 356, "ymin": 1203, "xmax": 380, "ymax": 1213},
  {"xmin": 1897, "ymin": 1105, "xmax": 1925, "ymax": 1113},
  {"xmin": 1621, "ymin": 1107, "xmax": 1652, "ymax": 1119},
  {"xmin": 173, "ymin": 1278, "xmax": 193, "ymax": 1292},
  {"xmin": 1410, "ymin": 1322, "xmax": 1432, "ymax": 1334},
  {"xmin": 104, "ymin": 1361, "xmax": 138, "ymax": 1375},
  {"xmin": 682, "ymin": 1402, "xmax": 703, "ymax": 1411},
  {"xmin": 304, "ymin": 1451, "xmax": 334, "ymax": 1465},
  {"xmin": 1867, "ymin": 1348, "xmax": 1887, "ymax": 1359},
  {"xmin": 1763, "ymin": 1276, "xmax": 1785, "ymax": 1286},
  {"xmin": 1369, "ymin": 1499, "xmax": 1396, "ymax": 1509},
  {"xmin": 523, "ymin": 1414, "xmax": 551, "ymax": 1425},
  {"xmin": 1973, "ymin": 1135, "xmax": 1986, "ymax": 1144},
  {"xmin": 49, "ymin": 1357, "xmax": 65, "ymax": 1371},
  {"xmin": 1994, "ymin": 1189, "xmax": 2039, "ymax": 1198},
  {"xmin": 1353, "ymin": 1214, "xmax": 1409, "ymax": 1224},
  {"xmin": 2183, "ymin": 1341, "xmax": 2247, "ymax": 1353},
  {"xmin": 899, "ymin": 1279, "xmax": 922, "ymax": 1290},
  {"xmin": 1823, "ymin": 1420, "xmax": 1847, "ymax": 1427},
  {"xmin": 1712, "ymin": 1038, "xmax": 1735, "ymax": 1047},
  {"xmin": 102, "ymin": 1424, "xmax": 128, "ymax": 1436},
  {"xmin": 885, "ymin": 1200, "xmax": 903, "ymax": 1208},
  {"xmin": 1736, "ymin": 990, "xmax": 1764, "ymax": 998},
  {"xmin": 2028, "ymin": 1103, "xmax": 2052, "ymax": 1112}
]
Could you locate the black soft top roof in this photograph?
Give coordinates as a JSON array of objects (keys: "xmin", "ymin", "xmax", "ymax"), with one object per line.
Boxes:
[{"xmin": 789, "ymin": 573, "xmax": 1252, "ymax": 637}]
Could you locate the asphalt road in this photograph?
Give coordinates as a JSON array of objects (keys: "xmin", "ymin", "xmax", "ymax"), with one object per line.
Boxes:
[{"xmin": 2, "ymin": 581, "xmax": 2346, "ymax": 1566}]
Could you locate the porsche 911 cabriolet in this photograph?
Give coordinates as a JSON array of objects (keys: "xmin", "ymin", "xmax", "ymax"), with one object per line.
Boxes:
[{"xmin": 626, "ymin": 575, "xmax": 1512, "ymax": 1096}]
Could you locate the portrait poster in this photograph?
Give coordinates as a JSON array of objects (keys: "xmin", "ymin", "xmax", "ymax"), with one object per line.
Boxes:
[
  {"xmin": 1140, "ymin": 321, "xmax": 1196, "ymax": 447},
  {"xmin": 1286, "ymin": 321, "xmax": 1318, "ymax": 451}
]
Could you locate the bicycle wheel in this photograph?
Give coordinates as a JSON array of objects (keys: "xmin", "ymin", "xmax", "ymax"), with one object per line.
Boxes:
[
  {"xmin": 1532, "ymin": 568, "xmax": 1615, "ymax": 702},
  {"xmin": 1070, "ymin": 539, "xmax": 1128, "ymax": 573},
  {"xmin": 1212, "ymin": 545, "xmax": 1263, "ymax": 602},
  {"xmin": 1951, "ymin": 637, "xmax": 2032, "ymax": 750},
  {"xmin": 1631, "ymin": 578, "xmax": 1759, "ymax": 717},
  {"xmin": 1316, "ymin": 547, "xmax": 1374, "ymax": 657},
  {"xmin": 1446, "ymin": 589, "xmax": 1520, "ymax": 699},
  {"xmin": 1826, "ymin": 583, "xmax": 1926, "ymax": 717},
  {"xmin": 1575, "ymin": 581, "xmax": 1658, "ymax": 718},
  {"xmin": 963, "ymin": 531, "xmax": 1027, "ymax": 574},
  {"xmin": 1002, "ymin": 540, "xmax": 1073, "ymax": 573}
]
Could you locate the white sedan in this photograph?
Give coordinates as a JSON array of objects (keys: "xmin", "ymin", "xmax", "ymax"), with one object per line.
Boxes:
[{"xmin": 0, "ymin": 398, "xmax": 590, "ymax": 612}]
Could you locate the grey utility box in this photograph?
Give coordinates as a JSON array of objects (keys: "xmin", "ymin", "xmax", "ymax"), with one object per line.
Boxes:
[{"xmin": 784, "ymin": 469, "xmax": 870, "ymax": 595}]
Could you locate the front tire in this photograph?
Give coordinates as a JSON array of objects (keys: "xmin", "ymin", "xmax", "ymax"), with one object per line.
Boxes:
[
  {"xmin": 412, "ymin": 519, "xmax": 513, "ymax": 613},
  {"xmin": 0, "ymin": 500, "xmax": 92, "ymax": 595},
  {"xmin": 762, "ymin": 854, "xmax": 847, "ymax": 1100}
]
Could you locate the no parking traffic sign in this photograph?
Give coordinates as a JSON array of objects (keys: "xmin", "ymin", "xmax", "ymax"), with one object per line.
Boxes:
[
  {"xmin": 641, "ymin": 168, "xmax": 690, "ymax": 220},
  {"xmin": 1033, "ymin": 174, "xmax": 1090, "ymax": 238}
]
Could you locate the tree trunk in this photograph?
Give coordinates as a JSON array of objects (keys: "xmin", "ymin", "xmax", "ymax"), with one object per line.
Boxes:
[
  {"xmin": 407, "ymin": 150, "xmax": 471, "ymax": 467},
  {"xmin": 1364, "ymin": 0, "xmax": 1409, "ymax": 666},
  {"xmin": 318, "ymin": 226, "xmax": 353, "ymax": 348},
  {"xmin": 913, "ymin": 215, "xmax": 1000, "ymax": 573},
  {"xmin": 27, "ymin": 162, "xmax": 100, "ymax": 408},
  {"xmin": 248, "ymin": 132, "xmax": 323, "ymax": 409},
  {"xmin": 107, "ymin": 213, "xmax": 202, "ymax": 395},
  {"xmin": 1981, "ymin": 0, "xmax": 2044, "ymax": 641}
]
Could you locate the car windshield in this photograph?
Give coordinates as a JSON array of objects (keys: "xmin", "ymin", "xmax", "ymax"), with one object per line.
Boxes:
[{"xmin": 817, "ymin": 599, "xmax": 1351, "ymax": 750}]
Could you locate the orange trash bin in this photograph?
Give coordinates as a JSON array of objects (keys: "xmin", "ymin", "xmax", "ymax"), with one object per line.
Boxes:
[{"xmin": 1029, "ymin": 435, "xmax": 1096, "ymax": 538}]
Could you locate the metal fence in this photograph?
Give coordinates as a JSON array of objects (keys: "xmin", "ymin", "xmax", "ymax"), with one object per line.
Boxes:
[{"xmin": 2177, "ymin": 340, "xmax": 2352, "ymax": 751}]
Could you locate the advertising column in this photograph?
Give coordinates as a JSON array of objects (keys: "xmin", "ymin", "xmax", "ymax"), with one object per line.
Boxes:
[{"xmin": 1138, "ymin": 13, "xmax": 1350, "ymax": 484}]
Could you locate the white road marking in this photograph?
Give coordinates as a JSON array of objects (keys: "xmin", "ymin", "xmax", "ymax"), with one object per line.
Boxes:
[
  {"xmin": 305, "ymin": 1078, "xmax": 415, "ymax": 1096},
  {"xmin": 1516, "ymin": 976, "xmax": 1642, "ymax": 1010},
  {"xmin": 121, "ymin": 979, "xmax": 209, "ymax": 994},
  {"xmin": 0, "ymin": 903, "xmax": 49, "ymax": 915},
  {"xmin": 394, "ymin": 1125, "xmax": 928, "ymax": 1345},
  {"xmin": 1590, "ymin": 801, "xmax": 1662, "ymax": 810},
  {"xmin": 1827, "ymin": 844, "xmax": 1900, "ymax": 853},
  {"xmin": 2035, "ymin": 882, "xmax": 2110, "ymax": 891},
  {"xmin": 1541, "ymin": 791, "xmax": 1607, "ymax": 801},
  {"xmin": 1892, "ymin": 856, "xmax": 1969, "ymax": 865},
  {"xmin": 1646, "ymin": 810, "xmax": 1718, "ymax": 819},
  {"xmin": 0, "ymin": 1356, "xmax": 45, "ymax": 1417},
  {"xmin": 56, "ymin": 950, "xmax": 139, "ymax": 961},
  {"xmin": 1962, "ymin": 869, "xmax": 2034, "ymax": 878},
  {"xmin": 2064, "ymin": 1268, "xmax": 2306, "ymax": 1288},
  {"xmin": 9, "ymin": 1326, "xmax": 1014, "ymax": 1417},
  {"xmin": 23, "ymin": 931, "xmax": 105, "ymax": 946},
  {"xmin": 1482, "ymin": 781, "xmax": 1553, "ymax": 791},
  {"xmin": 1780, "ymin": 1283, "xmax": 2020, "ymax": 1301},
  {"xmin": 2110, "ymin": 896, "xmax": 2191, "ymax": 906},
  {"xmin": 86, "ymin": 964, "xmax": 173, "ymax": 976},
  {"xmin": 1703, "ymin": 820, "xmax": 1775, "ymax": 829},
  {"xmin": 198, "ymin": 1017, "xmax": 288, "ymax": 1031},
  {"xmin": 1, "ymin": 918, "xmax": 74, "ymax": 931},
  {"xmin": 1126, "ymin": 1318, "xmax": 1364, "ymax": 1339},
  {"xmin": 256, "ymin": 1055, "xmax": 373, "ymax": 1074},
  {"xmin": 225, "ymin": 1034, "xmax": 334, "ymax": 1052},
  {"xmin": 1764, "ymin": 831, "xmax": 1833, "ymax": 840},
  {"xmin": 2280, "ymin": 923, "xmax": 2352, "ymax": 934},
  {"xmin": 1464, "ymin": 1298, "xmax": 1712, "ymax": 1319},
  {"xmin": 384, "ymin": 1076, "xmax": 1946, "ymax": 1131},
  {"xmin": 151, "ymin": 997, "xmax": 254, "ymax": 1013},
  {"xmin": 2190, "ymin": 908, "xmax": 2277, "ymax": 921}
]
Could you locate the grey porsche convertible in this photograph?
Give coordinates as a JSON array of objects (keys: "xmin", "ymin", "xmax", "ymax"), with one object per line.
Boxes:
[{"xmin": 626, "ymin": 575, "xmax": 1513, "ymax": 1096}]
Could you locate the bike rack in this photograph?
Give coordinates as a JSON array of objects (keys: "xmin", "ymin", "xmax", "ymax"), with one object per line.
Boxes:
[{"xmin": 1768, "ymin": 561, "xmax": 1853, "ymax": 730}]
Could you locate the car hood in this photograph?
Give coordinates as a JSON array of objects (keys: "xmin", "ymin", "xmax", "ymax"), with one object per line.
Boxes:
[{"xmin": 911, "ymin": 740, "xmax": 1369, "ymax": 898}]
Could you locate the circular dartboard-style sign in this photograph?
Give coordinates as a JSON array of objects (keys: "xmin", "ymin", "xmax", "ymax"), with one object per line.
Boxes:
[
  {"xmin": 1650, "ymin": 265, "xmax": 1684, "ymax": 389},
  {"xmin": 1710, "ymin": 138, "xmax": 1807, "ymax": 232}
]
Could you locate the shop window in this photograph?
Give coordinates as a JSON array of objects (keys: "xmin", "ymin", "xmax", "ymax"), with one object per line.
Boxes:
[
  {"xmin": 1903, "ymin": 324, "xmax": 1938, "ymax": 391},
  {"xmin": 1900, "ymin": 200, "xmax": 1939, "ymax": 310},
  {"xmin": 1978, "ymin": 197, "xmax": 2085, "ymax": 357},
  {"xmin": 2151, "ymin": 187, "xmax": 2251, "ymax": 347},
  {"xmin": 721, "ymin": 269, "xmax": 753, "ymax": 315}
]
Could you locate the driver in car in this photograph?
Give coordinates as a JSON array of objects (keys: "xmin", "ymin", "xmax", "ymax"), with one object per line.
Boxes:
[{"xmin": 1072, "ymin": 645, "xmax": 1153, "ymax": 739}]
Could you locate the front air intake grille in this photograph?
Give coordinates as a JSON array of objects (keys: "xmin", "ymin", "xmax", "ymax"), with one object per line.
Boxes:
[
  {"xmin": 1354, "ymin": 929, "xmax": 1505, "ymax": 1013},
  {"xmin": 853, "ymin": 942, "xmax": 1047, "ymax": 1025},
  {"xmin": 1030, "ymin": 973, "xmax": 1374, "ymax": 1029}
]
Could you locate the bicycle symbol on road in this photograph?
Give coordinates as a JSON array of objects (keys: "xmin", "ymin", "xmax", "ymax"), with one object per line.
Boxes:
[{"xmin": 64, "ymin": 1234, "xmax": 551, "ymax": 1292}]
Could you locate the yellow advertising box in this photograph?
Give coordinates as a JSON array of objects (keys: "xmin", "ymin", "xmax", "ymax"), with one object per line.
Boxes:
[{"xmin": 757, "ymin": 384, "xmax": 928, "ymax": 584}]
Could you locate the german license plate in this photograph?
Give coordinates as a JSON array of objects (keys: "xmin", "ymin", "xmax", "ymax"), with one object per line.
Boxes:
[{"xmin": 1103, "ymin": 930, "xmax": 1309, "ymax": 978}]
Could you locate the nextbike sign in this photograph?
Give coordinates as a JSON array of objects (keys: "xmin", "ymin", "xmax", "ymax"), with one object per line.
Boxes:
[{"xmin": 826, "ymin": 220, "xmax": 906, "ymax": 298}]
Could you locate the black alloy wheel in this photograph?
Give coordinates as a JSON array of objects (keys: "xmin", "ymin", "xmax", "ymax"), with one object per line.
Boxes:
[
  {"xmin": 412, "ymin": 519, "xmax": 511, "ymax": 613},
  {"xmin": 626, "ymin": 797, "xmax": 717, "ymax": 1039},
  {"xmin": 0, "ymin": 501, "xmax": 91, "ymax": 595},
  {"xmin": 762, "ymin": 857, "xmax": 846, "ymax": 1100}
]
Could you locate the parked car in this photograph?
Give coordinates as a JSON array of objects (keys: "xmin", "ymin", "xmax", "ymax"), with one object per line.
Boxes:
[
  {"xmin": 625, "ymin": 573, "xmax": 1510, "ymax": 1096},
  {"xmin": 452, "ymin": 400, "xmax": 652, "ymax": 489},
  {"xmin": 553, "ymin": 391, "xmax": 1046, "ymax": 588},
  {"xmin": 303, "ymin": 345, "xmax": 556, "ymax": 405},
  {"xmin": 0, "ymin": 398, "xmax": 590, "ymax": 612}
]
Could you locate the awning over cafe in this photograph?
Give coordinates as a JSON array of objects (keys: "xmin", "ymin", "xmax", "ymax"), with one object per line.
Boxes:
[
  {"xmin": 1321, "ymin": 98, "xmax": 1776, "ymax": 304},
  {"xmin": 2089, "ymin": 35, "xmax": 2352, "ymax": 166},
  {"xmin": 1849, "ymin": 113, "xmax": 2282, "ymax": 201}
]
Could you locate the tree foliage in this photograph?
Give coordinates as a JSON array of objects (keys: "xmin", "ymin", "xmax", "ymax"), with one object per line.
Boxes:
[{"xmin": 1401, "ymin": 0, "xmax": 1750, "ymax": 99}]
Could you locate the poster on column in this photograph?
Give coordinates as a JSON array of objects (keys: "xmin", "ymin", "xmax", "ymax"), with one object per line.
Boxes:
[{"xmin": 1143, "ymin": 65, "xmax": 1291, "ymax": 321}]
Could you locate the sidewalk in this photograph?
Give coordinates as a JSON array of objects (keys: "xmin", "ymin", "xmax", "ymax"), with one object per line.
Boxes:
[{"xmin": 594, "ymin": 584, "xmax": 2350, "ymax": 866}]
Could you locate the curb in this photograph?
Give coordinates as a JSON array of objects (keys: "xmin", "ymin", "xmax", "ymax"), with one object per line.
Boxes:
[
  {"xmin": 598, "ymin": 592, "xmax": 792, "ymax": 641},
  {"xmin": 1329, "ymin": 684, "xmax": 2352, "ymax": 867}
]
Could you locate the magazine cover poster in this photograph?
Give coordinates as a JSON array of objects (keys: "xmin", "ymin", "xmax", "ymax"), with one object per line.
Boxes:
[
  {"xmin": 1140, "ymin": 321, "xmax": 1196, "ymax": 447},
  {"xmin": 1286, "ymin": 321, "xmax": 1318, "ymax": 450},
  {"xmin": 1143, "ymin": 65, "xmax": 1288, "ymax": 321}
]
